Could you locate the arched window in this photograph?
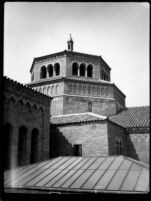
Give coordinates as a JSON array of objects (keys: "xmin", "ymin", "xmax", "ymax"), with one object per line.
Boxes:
[
  {"xmin": 18, "ymin": 126, "xmax": 27, "ymax": 166},
  {"xmin": 40, "ymin": 66, "xmax": 46, "ymax": 79},
  {"xmin": 48, "ymin": 64, "xmax": 53, "ymax": 77},
  {"xmin": 87, "ymin": 64, "xmax": 93, "ymax": 78},
  {"xmin": 30, "ymin": 128, "xmax": 39, "ymax": 164},
  {"xmin": 54, "ymin": 63, "xmax": 60, "ymax": 76},
  {"xmin": 3, "ymin": 123, "xmax": 13, "ymax": 169},
  {"xmin": 72, "ymin": 62, "xmax": 78, "ymax": 76},
  {"xmin": 79, "ymin": 63, "xmax": 85, "ymax": 76}
]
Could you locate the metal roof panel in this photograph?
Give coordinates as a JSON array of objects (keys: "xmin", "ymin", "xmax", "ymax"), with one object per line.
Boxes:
[
  {"xmin": 82, "ymin": 169, "xmax": 105, "ymax": 189},
  {"xmin": 94, "ymin": 170, "xmax": 116, "ymax": 190},
  {"xmin": 120, "ymin": 170, "xmax": 141, "ymax": 191},
  {"xmin": 134, "ymin": 168, "xmax": 149, "ymax": 192},
  {"xmin": 5, "ymin": 156, "xmax": 149, "ymax": 194}
]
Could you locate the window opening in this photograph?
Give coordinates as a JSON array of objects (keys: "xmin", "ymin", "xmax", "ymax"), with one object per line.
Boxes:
[
  {"xmin": 87, "ymin": 65, "xmax": 93, "ymax": 77},
  {"xmin": 72, "ymin": 62, "xmax": 78, "ymax": 75},
  {"xmin": 80, "ymin": 63, "xmax": 85, "ymax": 76},
  {"xmin": 73, "ymin": 144, "xmax": 82, "ymax": 156},
  {"xmin": 40, "ymin": 66, "xmax": 46, "ymax": 79},
  {"xmin": 48, "ymin": 64, "xmax": 53, "ymax": 77},
  {"xmin": 54, "ymin": 63, "xmax": 60, "ymax": 76}
]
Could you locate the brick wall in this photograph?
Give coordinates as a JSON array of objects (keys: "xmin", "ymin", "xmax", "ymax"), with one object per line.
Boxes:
[
  {"xmin": 3, "ymin": 78, "xmax": 51, "ymax": 169},
  {"xmin": 51, "ymin": 96, "xmax": 64, "ymax": 115},
  {"xmin": 63, "ymin": 95, "xmax": 117, "ymax": 116},
  {"xmin": 50, "ymin": 121, "xmax": 109, "ymax": 157},
  {"xmin": 126, "ymin": 133, "xmax": 149, "ymax": 164}
]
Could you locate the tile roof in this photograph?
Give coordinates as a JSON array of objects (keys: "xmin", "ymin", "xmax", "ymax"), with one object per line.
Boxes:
[
  {"xmin": 109, "ymin": 106, "xmax": 150, "ymax": 129},
  {"xmin": 4, "ymin": 156, "xmax": 149, "ymax": 194},
  {"xmin": 50, "ymin": 113, "xmax": 107, "ymax": 125}
]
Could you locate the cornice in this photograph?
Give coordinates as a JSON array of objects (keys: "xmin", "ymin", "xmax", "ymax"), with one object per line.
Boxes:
[
  {"xmin": 30, "ymin": 50, "xmax": 111, "ymax": 72},
  {"xmin": 26, "ymin": 76, "xmax": 113, "ymax": 87}
]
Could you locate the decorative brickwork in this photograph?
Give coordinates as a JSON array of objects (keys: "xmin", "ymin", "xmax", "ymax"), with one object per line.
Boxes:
[{"xmin": 3, "ymin": 77, "xmax": 51, "ymax": 169}]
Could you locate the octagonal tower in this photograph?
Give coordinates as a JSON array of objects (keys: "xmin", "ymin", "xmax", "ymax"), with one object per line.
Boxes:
[{"xmin": 26, "ymin": 36, "xmax": 126, "ymax": 116}]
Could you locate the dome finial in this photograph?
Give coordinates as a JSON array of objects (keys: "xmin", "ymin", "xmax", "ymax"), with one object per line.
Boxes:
[
  {"xmin": 68, "ymin": 34, "xmax": 73, "ymax": 42},
  {"xmin": 67, "ymin": 34, "xmax": 74, "ymax": 51}
]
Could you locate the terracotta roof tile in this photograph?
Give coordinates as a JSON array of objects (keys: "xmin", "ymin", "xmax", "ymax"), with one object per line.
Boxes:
[
  {"xmin": 50, "ymin": 113, "xmax": 107, "ymax": 125},
  {"xmin": 109, "ymin": 106, "xmax": 150, "ymax": 128}
]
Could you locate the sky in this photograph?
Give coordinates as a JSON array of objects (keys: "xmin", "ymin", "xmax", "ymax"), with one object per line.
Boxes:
[{"xmin": 4, "ymin": 2, "xmax": 149, "ymax": 107}]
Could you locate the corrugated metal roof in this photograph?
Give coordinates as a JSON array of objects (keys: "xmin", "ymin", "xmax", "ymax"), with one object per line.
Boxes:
[
  {"xmin": 50, "ymin": 113, "xmax": 107, "ymax": 125},
  {"xmin": 109, "ymin": 106, "xmax": 150, "ymax": 129},
  {"xmin": 4, "ymin": 156, "xmax": 149, "ymax": 194}
]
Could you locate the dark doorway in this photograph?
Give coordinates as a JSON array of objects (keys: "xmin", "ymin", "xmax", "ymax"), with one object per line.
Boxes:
[{"xmin": 73, "ymin": 144, "xmax": 82, "ymax": 156}]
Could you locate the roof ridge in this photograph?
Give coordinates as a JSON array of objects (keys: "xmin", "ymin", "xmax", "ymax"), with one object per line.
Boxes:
[
  {"xmin": 88, "ymin": 112, "xmax": 107, "ymax": 119},
  {"xmin": 51, "ymin": 112, "xmax": 106, "ymax": 119},
  {"xmin": 126, "ymin": 106, "xmax": 149, "ymax": 109},
  {"xmin": 125, "ymin": 156, "xmax": 149, "ymax": 168},
  {"xmin": 3, "ymin": 76, "xmax": 51, "ymax": 99}
]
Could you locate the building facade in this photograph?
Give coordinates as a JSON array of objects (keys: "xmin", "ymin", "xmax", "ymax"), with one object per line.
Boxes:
[
  {"xmin": 3, "ymin": 36, "xmax": 149, "ymax": 171},
  {"xmin": 3, "ymin": 77, "xmax": 51, "ymax": 169},
  {"xmin": 27, "ymin": 35, "xmax": 125, "ymax": 117}
]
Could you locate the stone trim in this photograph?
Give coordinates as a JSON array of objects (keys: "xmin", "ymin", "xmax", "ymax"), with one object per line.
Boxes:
[{"xmin": 26, "ymin": 76, "xmax": 112, "ymax": 87}]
